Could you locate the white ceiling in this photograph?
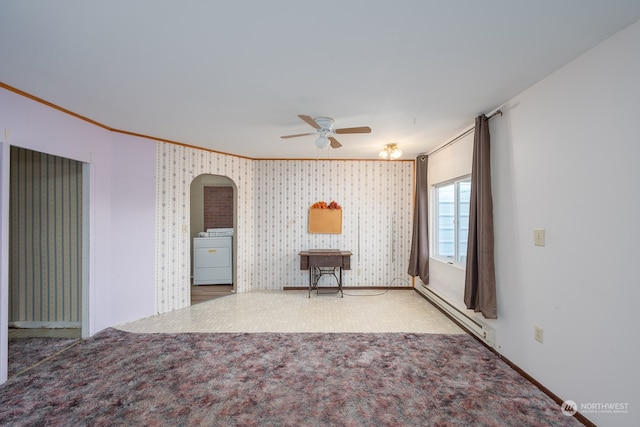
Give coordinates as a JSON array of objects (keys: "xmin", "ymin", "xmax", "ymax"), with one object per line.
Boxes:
[{"xmin": 2, "ymin": 1, "xmax": 640, "ymax": 160}]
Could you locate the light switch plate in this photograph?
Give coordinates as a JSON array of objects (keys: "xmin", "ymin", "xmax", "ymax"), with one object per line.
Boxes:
[{"xmin": 534, "ymin": 228, "xmax": 545, "ymax": 246}]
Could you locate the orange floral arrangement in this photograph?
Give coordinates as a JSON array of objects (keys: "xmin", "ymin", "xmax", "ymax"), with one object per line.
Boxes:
[{"xmin": 311, "ymin": 200, "xmax": 341, "ymax": 209}]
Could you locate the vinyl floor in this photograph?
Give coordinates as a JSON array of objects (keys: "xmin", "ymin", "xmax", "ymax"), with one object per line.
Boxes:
[{"xmin": 118, "ymin": 289, "xmax": 465, "ymax": 334}]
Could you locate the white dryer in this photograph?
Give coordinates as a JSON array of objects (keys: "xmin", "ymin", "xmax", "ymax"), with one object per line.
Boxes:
[{"xmin": 193, "ymin": 228, "xmax": 233, "ymax": 285}]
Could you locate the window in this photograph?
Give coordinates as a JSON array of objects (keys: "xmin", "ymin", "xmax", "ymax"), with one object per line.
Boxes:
[{"xmin": 434, "ymin": 176, "xmax": 471, "ymax": 266}]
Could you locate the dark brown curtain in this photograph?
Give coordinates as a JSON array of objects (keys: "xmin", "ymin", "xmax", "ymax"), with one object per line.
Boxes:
[
  {"xmin": 464, "ymin": 115, "xmax": 497, "ymax": 319},
  {"xmin": 408, "ymin": 155, "xmax": 429, "ymax": 283}
]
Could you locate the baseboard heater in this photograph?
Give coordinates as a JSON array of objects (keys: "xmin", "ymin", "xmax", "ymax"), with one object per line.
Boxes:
[{"xmin": 418, "ymin": 284, "xmax": 495, "ymax": 347}]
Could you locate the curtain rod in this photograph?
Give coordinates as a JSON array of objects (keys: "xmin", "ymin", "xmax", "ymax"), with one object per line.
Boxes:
[{"xmin": 426, "ymin": 110, "xmax": 502, "ymax": 157}]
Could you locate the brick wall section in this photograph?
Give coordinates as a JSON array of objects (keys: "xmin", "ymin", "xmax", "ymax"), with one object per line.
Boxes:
[{"xmin": 204, "ymin": 186, "xmax": 233, "ymax": 229}]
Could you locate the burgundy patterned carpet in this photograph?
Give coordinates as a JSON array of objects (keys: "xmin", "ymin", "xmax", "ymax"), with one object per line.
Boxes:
[
  {"xmin": 0, "ymin": 328, "xmax": 581, "ymax": 426},
  {"xmin": 8, "ymin": 336, "xmax": 80, "ymax": 377}
]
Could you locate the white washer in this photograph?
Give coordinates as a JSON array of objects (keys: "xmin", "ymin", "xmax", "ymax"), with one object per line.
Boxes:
[{"xmin": 193, "ymin": 228, "xmax": 233, "ymax": 285}]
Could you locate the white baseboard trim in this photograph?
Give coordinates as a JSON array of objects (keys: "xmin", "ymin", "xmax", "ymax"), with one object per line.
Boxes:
[{"xmin": 9, "ymin": 321, "xmax": 81, "ymax": 329}]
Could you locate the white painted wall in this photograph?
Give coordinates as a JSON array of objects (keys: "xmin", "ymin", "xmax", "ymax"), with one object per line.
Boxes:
[
  {"xmin": 0, "ymin": 140, "xmax": 9, "ymax": 383},
  {"xmin": 108, "ymin": 133, "xmax": 156, "ymax": 324},
  {"xmin": 415, "ymin": 20, "xmax": 640, "ymax": 426},
  {"xmin": 489, "ymin": 21, "xmax": 640, "ymax": 427},
  {"xmin": 0, "ymin": 88, "xmax": 157, "ymax": 359}
]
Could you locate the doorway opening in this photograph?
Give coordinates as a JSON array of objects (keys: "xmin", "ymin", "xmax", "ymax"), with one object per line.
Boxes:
[
  {"xmin": 6, "ymin": 146, "xmax": 88, "ymax": 378},
  {"xmin": 189, "ymin": 174, "xmax": 237, "ymax": 305}
]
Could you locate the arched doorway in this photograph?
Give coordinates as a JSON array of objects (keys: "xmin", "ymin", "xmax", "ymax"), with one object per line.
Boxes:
[{"xmin": 189, "ymin": 174, "xmax": 237, "ymax": 305}]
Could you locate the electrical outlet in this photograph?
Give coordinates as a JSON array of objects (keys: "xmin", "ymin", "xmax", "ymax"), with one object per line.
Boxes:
[
  {"xmin": 534, "ymin": 326, "xmax": 544, "ymax": 343},
  {"xmin": 357, "ymin": 268, "xmax": 361, "ymax": 275},
  {"xmin": 534, "ymin": 228, "xmax": 545, "ymax": 246}
]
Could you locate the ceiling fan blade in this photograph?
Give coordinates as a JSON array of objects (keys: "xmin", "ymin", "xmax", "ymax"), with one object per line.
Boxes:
[
  {"xmin": 334, "ymin": 126, "xmax": 372, "ymax": 134},
  {"xmin": 280, "ymin": 132, "xmax": 316, "ymax": 139},
  {"xmin": 298, "ymin": 114, "xmax": 321, "ymax": 129},
  {"xmin": 329, "ymin": 137, "xmax": 342, "ymax": 148}
]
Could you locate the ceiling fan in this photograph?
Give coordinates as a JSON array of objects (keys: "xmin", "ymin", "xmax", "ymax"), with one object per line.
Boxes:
[{"xmin": 281, "ymin": 115, "xmax": 371, "ymax": 149}]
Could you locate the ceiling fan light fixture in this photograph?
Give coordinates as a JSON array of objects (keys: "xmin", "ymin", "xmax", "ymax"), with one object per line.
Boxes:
[
  {"xmin": 379, "ymin": 143, "xmax": 402, "ymax": 159},
  {"xmin": 315, "ymin": 134, "xmax": 330, "ymax": 149},
  {"xmin": 281, "ymin": 115, "xmax": 372, "ymax": 150}
]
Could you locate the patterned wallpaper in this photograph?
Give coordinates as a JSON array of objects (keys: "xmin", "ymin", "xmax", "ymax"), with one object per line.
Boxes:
[
  {"xmin": 155, "ymin": 141, "xmax": 413, "ymax": 314},
  {"xmin": 253, "ymin": 160, "xmax": 414, "ymax": 290},
  {"xmin": 9, "ymin": 147, "xmax": 83, "ymax": 325},
  {"xmin": 155, "ymin": 143, "xmax": 254, "ymax": 314}
]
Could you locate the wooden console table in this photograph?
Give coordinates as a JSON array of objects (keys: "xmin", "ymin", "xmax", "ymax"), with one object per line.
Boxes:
[{"xmin": 299, "ymin": 249, "xmax": 352, "ymax": 298}]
